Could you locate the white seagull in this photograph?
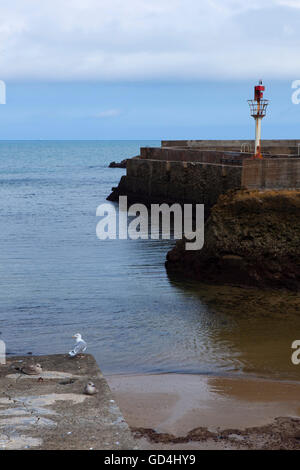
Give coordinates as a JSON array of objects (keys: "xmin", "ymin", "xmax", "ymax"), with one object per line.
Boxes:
[
  {"xmin": 68, "ymin": 333, "xmax": 87, "ymax": 357},
  {"xmin": 84, "ymin": 381, "xmax": 97, "ymax": 395}
]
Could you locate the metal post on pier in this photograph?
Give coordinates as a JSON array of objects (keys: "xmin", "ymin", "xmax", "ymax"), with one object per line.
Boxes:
[{"xmin": 248, "ymin": 80, "xmax": 269, "ymax": 159}]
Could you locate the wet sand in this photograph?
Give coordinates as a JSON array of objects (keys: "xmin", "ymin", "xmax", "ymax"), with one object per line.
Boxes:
[{"xmin": 107, "ymin": 373, "xmax": 300, "ymax": 449}]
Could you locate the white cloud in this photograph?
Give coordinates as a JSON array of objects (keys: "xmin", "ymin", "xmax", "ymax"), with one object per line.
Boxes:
[
  {"xmin": 0, "ymin": 0, "xmax": 299, "ymax": 80},
  {"xmin": 278, "ymin": 0, "xmax": 300, "ymax": 7},
  {"xmin": 95, "ymin": 109, "xmax": 121, "ymax": 118}
]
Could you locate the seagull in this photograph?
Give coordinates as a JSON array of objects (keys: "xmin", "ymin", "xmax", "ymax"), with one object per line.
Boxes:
[
  {"xmin": 68, "ymin": 333, "xmax": 87, "ymax": 357},
  {"xmin": 84, "ymin": 381, "xmax": 97, "ymax": 395},
  {"xmin": 21, "ymin": 363, "xmax": 43, "ymax": 375}
]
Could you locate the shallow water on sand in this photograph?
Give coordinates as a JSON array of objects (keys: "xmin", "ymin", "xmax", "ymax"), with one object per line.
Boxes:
[{"xmin": 0, "ymin": 140, "xmax": 300, "ymax": 380}]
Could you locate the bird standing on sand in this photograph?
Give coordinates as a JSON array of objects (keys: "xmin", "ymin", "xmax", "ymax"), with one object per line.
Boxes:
[
  {"xmin": 68, "ymin": 333, "xmax": 87, "ymax": 357},
  {"xmin": 84, "ymin": 381, "xmax": 97, "ymax": 395},
  {"xmin": 21, "ymin": 363, "xmax": 43, "ymax": 375}
]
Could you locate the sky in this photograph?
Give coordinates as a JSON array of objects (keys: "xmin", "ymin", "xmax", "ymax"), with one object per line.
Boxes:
[{"xmin": 0, "ymin": 0, "xmax": 300, "ymax": 139}]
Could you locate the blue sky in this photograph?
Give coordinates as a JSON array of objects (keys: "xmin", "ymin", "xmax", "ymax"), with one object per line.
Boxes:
[
  {"xmin": 0, "ymin": 80, "xmax": 299, "ymax": 140},
  {"xmin": 0, "ymin": 1, "xmax": 300, "ymax": 139}
]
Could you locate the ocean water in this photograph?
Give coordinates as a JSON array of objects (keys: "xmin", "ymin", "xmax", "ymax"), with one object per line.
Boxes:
[{"xmin": 1, "ymin": 140, "xmax": 300, "ymax": 380}]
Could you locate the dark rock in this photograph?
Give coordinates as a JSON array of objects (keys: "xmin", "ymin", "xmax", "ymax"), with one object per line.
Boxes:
[
  {"xmin": 109, "ymin": 159, "xmax": 128, "ymax": 169},
  {"xmin": 166, "ymin": 189, "xmax": 300, "ymax": 291},
  {"xmin": 108, "ymin": 155, "xmax": 141, "ymax": 169}
]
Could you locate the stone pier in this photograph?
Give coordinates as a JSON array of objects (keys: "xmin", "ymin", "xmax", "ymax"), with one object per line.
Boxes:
[{"xmin": 0, "ymin": 354, "xmax": 138, "ymax": 450}]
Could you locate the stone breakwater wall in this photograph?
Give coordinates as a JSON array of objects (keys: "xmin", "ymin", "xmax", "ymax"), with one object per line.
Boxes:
[
  {"xmin": 140, "ymin": 147, "xmax": 250, "ymax": 164},
  {"xmin": 242, "ymin": 158, "xmax": 300, "ymax": 190},
  {"xmin": 161, "ymin": 139, "xmax": 300, "ymax": 155},
  {"xmin": 107, "ymin": 158, "xmax": 243, "ymax": 207},
  {"xmin": 141, "ymin": 147, "xmax": 300, "ymax": 163},
  {"xmin": 107, "ymin": 145, "xmax": 300, "ymax": 208}
]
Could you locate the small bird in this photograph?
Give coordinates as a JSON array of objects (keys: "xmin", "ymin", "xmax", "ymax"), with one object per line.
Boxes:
[
  {"xmin": 84, "ymin": 381, "xmax": 97, "ymax": 395},
  {"xmin": 21, "ymin": 363, "xmax": 43, "ymax": 376},
  {"xmin": 68, "ymin": 333, "xmax": 87, "ymax": 357}
]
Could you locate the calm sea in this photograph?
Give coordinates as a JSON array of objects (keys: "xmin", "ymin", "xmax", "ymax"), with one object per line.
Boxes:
[{"xmin": 1, "ymin": 140, "xmax": 299, "ymax": 380}]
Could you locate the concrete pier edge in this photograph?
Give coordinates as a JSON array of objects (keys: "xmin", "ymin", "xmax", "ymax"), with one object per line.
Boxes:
[{"xmin": 0, "ymin": 354, "xmax": 138, "ymax": 450}]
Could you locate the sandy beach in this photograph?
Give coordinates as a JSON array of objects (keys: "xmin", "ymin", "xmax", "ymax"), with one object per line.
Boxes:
[{"xmin": 107, "ymin": 373, "xmax": 300, "ymax": 450}]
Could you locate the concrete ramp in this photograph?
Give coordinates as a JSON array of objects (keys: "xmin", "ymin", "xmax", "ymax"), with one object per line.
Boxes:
[{"xmin": 0, "ymin": 354, "xmax": 138, "ymax": 450}]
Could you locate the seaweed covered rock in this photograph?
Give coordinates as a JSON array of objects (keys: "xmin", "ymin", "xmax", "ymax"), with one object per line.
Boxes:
[{"xmin": 166, "ymin": 190, "xmax": 300, "ymax": 290}]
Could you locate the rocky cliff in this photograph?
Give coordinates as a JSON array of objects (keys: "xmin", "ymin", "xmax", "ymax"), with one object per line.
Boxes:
[{"xmin": 166, "ymin": 190, "xmax": 300, "ymax": 290}]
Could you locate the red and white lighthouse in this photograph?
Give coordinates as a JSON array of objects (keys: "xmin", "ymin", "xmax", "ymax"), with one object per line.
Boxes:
[{"xmin": 248, "ymin": 81, "xmax": 269, "ymax": 159}]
